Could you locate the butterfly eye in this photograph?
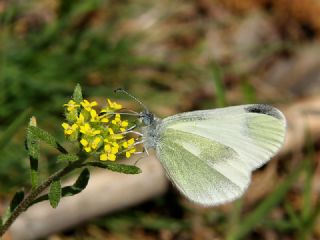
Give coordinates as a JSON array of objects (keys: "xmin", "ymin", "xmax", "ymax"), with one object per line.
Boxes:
[{"xmin": 140, "ymin": 111, "xmax": 154, "ymax": 125}]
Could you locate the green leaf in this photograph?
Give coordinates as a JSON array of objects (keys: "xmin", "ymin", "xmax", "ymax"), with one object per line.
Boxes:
[
  {"xmin": 235, "ymin": 161, "xmax": 305, "ymax": 239},
  {"xmin": 2, "ymin": 209, "xmax": 10, "ymax": 224},
  {"xmin": 28, "ymin": 126, "xmax": 67, "ymax": 154},
  {"xmin": 211, "ymin": 63, "xmax": 226, "ymax": 107},
  {"xmin": 73, "ymin": 83, "xmax": 83, "ymax": 104},
  {"xmin": 241, "ymin": 80, "xmax": 256, "ymax": 104},
  {"xmin": 26, "ymin": 117, "xmax": 40, "ymax": 188},
  {"xmin": 62, "ymin": 168, "xmax": 90, "ymax": 196},
  {"xmin": 226, "ymin": 199, "xmax": 244, "ymax": 240},
  {"xmin": 49, "ymin": 180, "xmax": 62, "ymax": 208},
  {"xmin": 57, "ymin": 154, "xmax": 79, "ymax": 163},
  {"xmin": 2, "ymin": 190, "xmax": 25, "ymax": 223},
  {"xmin": 10, "ymin": 190, "xmax": 24, "ymax": 212},
  {"xmin": 86, "ymin": 161, "xmax": 141, "ymax": 174},
  {"xmin": 0, "ymin": 108, "xmax": 31, "ymax": 150},
  {"xmin": 301, "ymin": 200, "xmax": 320, "ymax": 239},
  {"xmin": 31, "ymin": 169, "xmax": 90, "ymax": 205}
]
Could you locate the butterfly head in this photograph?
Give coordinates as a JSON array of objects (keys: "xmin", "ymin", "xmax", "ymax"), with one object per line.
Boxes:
[
  {"xmin": 114, "ymin": 88, "xmax": 156, "ymax": 126},
  {"xmin": 139, "ymin": 110, "xmax": 155, "ymax": 126}
]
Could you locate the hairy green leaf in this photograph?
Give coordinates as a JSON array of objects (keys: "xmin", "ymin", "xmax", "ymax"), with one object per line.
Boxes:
[
  {"xmin": 26, "ymin": 117, "xmax": 40, "ymax": 188},
  {"xmin": 28, "ymin": 126, "xmax": 67, "ymax": 154},
  {"xmin": 31, "ymin": 168, "xmax": 90, "ymax": 205},
  {"xmin": 49, "ymin": 180, "xmax": 62, "ymax": 208},
  {"xmin": 73, "ymin": 83, "xmax": 83, "ymax": 104},
  {"xmin": 86, "ymin": 161, "xmax": 141, "ymax": 174},
  {"xmin": 10, "ymin": 190, "xmax": 25, "ymax": 212},
  {"xmin": 2, "ymin": 190, "xmax": 25, "ymax": 224},
  {"xmin": 57, "ymin": 154, "xmax": 79, "ymax": 163},
  {"xmin": 63, "ymin": 168, "xmax": 90, "ymax": 196}
]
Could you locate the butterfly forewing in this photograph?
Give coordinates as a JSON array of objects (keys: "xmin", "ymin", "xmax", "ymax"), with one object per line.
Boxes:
[{"xmin": 154, "ymin": 104, "xmax": 286, "ymax": 205}]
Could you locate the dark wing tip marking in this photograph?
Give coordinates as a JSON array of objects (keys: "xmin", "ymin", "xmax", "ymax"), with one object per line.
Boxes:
[{"xmin": 245, "ymin": 104, "xmax": 283, "ymax": 120}]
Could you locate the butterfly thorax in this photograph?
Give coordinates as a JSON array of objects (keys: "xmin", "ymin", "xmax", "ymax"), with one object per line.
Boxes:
[{"xmin": 140, "ymin": 111, "xmax": 162, "ymax": 150}]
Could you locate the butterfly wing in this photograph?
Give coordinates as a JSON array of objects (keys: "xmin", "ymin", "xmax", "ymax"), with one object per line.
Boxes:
[{"xmin": 154, "ymin": 104, "xmax": 286, "ymax": 206}]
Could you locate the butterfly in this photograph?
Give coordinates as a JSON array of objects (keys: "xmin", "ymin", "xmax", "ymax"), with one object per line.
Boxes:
[{"xmin": 116, "ymin": 89, "xmax": 287, "ymax": 206}]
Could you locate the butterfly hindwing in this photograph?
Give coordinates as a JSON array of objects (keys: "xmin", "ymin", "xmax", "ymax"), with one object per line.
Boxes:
[{"xmin": 157, "ymin": 129, "xmax": 250, "ymax": 205}]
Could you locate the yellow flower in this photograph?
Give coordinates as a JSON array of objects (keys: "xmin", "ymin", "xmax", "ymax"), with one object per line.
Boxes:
[
  {"xmin": 111, "ymin": 114, "xmax": 121, "ymax": 125},
  {"xmin": 100, "ymin": 143, "xmax": 119, "ymax": 161},
  {"xmin": 76, "ymin": 113, "xmax": 85, "ymax": 126},
  {"xmin": 107, "ymin": 128, "xmax": 124, "ymax": 140},
  {"xmin": 63, "ymin": 100, "xmax": 80, "ymax": 112},
  {"xmin": 62, "ymin": 123, "xmax": 78, "ymax": 135},
  {"xmin": 107, "ymin": 99, "xmax": 122, "ymax": 110},
  {"xmin": 123, "ymin": 138, "xmax": 136, "ymax": 158},
  {"xmin": 80, "ymin": 138, "xmax": 91, "ymax": 152},
  {"xmin": 99, "ymin": 114, "xmax": 109, "ymax": 123},
  {"xmin": 101, "ymin": 99, "xmax": 122, "ymax": 113},
  {"xmin": 104, "ymin": 140, "xmax": 119, "ymax": 149},
  {"xmin": 121, "ymin": 120, "xmax": 128, "ymax": 128},
  {"xmin": 99, "ymin": 110, "xmax": 109, "ymax": 123},
  {"xmin": 111, "ymin": 134, "xmax": 124, "ymax": 140},
  {"xmin": 123, "ymin": 138, "xmax": 135, "ymax": 148},
  {"xmin": 90, "ymin": 109, "xmax": 99, "ymax": 122},
  {"xmin": 80, "ymin": 137, "xmax": 102, "ymax": 152},
  {"xmin": 112, "ymin": 114, "xmax": 129, "ymax": 132},
  {"xmin": 62, "ymin": 93, "xmax": 141, "ymax": 159},
  {"xmin": 108, "ymin": 128, "xmax": 115, "ymax": 135},
  {"xmin": 80, "ymin": 123, "xmax": 101, "ymax": 136},
  {"xmin": 81, "ymin": 99, "xmax": 98, "ymax": 112},
  {"xmin": 126, "ymin": 148, "xmax": 136, "ymax": 158},
  {"xmin": 91, "ymin": 137, "xmax": 101, "ymax": 150},
  {"xmin": 90, "ymin": 110, "xmax": 109, "ymax": 123}
]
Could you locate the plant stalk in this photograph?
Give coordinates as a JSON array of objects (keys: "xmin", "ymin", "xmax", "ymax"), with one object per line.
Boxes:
[{"xmin": 0, "ymin": 161, "xmax": 81, "ymax": 237}]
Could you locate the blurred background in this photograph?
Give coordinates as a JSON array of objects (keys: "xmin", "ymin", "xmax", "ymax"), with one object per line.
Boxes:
[{"xmin": 1, "ymin": 0, "xmax": 320, "ymax": 239}]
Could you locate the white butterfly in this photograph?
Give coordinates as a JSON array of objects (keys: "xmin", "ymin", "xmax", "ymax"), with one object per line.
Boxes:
[
  {"xmin": 116, "ymin": 90, "xmax": 286, "ymax": 206},
  {"xmin": 139, "ymin": 104, "xmax": 286, "ymax": 206}
]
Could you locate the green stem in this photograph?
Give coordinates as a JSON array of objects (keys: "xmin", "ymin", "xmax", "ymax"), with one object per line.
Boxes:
[{"xmin": 0, "ymin": 161, "xmax": 82, "ymax": 236}]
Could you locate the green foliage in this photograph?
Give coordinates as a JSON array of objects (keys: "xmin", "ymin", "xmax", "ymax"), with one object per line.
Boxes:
[
  {"xmin": 0, "ymin": 82, "xmax": 143, "ymax": 236},
  {"xmin": 27, "ymin": 126, "xmax": 67, "ymax": 154},
  {"xmin": 0, "ymin": 0, "xmax": 139, "ymax": 124},
  {"xmin": 57, "ymin": 154, "xmax": 79, "ymax": 163},
  {"xmin": 61, "ymin": 168, "xmax": 90, "ymax": 197},
  {"xmin": 26, "ymin": 117, "xmax": 40, "ymax": 188},
  {"xmin": 0, "ymin": 109, "xmax": 31, "ymax": 150},
  {"xmin": 211, "ymin": 64, "xmax": 226, "ymax": 107},
  {"xmin": 85, "ymin": 161, "xmax": 142, "ymax": 174},
  {"xmin": 49, "ymin": 180, "xmax": 62, "ymax": 208},
  {"xmin": 1, "ymin": 0, "xmax": 310, "ymax": 237},
  {"xmin": 231, "ymin": 161, "xmax": 305, "ymax": 239},
  {"xmin": 241, "ymin": 80, "xmax": 257, "ymax": 104},
  {"xmin": 73, "ymin": 84, "xmax": 83, "ymax": 104},
  {"xmin": 32, "ymin": 168, "xmax": 90, "ymax": 205},
  {"xmin": 94, "ymin": 210, "xmax": 189, "ymax": 234},
  {"xmin": 0, "ymin": 110, "xmax": 32, "ymax": 191},
  {"xmin": 2, "ymin": 190, "xmax": 25, "ymax": 223},
  {"xmin": 0, "ymin": 144, "xmax": 29, "ymax": 192},
  {"xmin": 9, "ymin": 190, "xmax": 24, "ymax": 213}
]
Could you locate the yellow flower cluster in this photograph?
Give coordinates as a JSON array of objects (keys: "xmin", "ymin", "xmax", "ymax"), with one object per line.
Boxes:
[{"xmin": 62, "ymin": 98, "xmax": 138, "ymax": 161}]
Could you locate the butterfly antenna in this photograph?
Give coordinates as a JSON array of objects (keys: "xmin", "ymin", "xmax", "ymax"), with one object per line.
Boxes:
[{"xmin": 114, "ymin": 88, "xmax": 149, "ymax": 112}]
